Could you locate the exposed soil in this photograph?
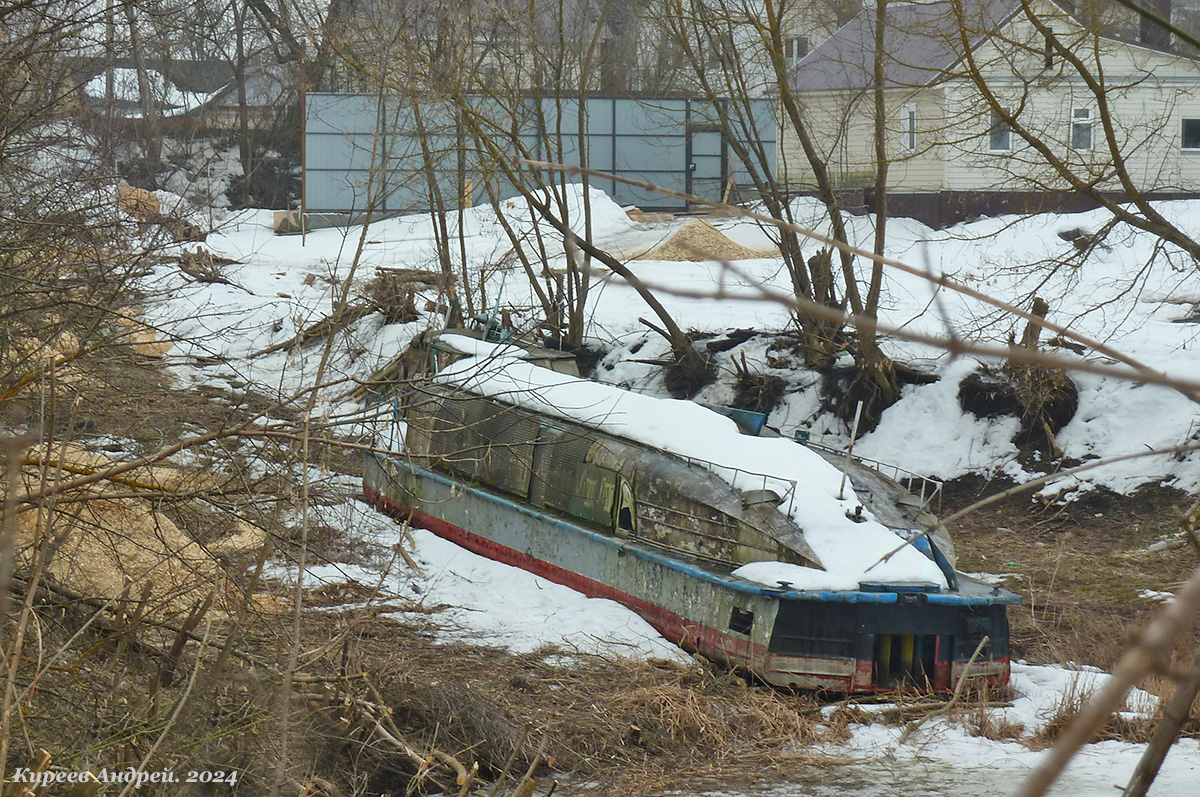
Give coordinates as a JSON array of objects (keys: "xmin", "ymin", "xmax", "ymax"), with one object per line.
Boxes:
[
  {"xmin": 943, "ymin": 477, "xmax": 1199, "ymax": 672},
  {"xmin": 818, "ymin": 359, "xmax": 939, "ymax": 434},
  {"xmin": 958, "ymin": 366, "xmax": 1080, "ymax": 453}
]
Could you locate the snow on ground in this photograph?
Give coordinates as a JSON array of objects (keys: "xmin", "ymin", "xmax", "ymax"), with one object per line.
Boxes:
[
  {"xmin": 267, "ymin": 496, "xmax": 1200, "ymax": 797},
  {"xmin": 143, "ymin": 185, "xmax": 1200, "ymax": 501},
  {"xmin": 265, "ymin": 497, "xmax": 687, "ymax": 662},
  {"xmin": 141, "ymin": 183, "xmax": 1200, "ymax": 793},
  {"xmin": 788, "ymin": 662, "xmax": 1198, "ymax": 797}
]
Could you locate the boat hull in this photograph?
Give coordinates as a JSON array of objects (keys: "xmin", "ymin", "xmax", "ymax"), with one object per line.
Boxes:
[{"xmin": 364, "ymin": 452, "xmax": 1012, "ymax": 692}]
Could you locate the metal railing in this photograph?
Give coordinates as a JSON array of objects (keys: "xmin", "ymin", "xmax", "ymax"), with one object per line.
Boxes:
[
  {"xmin": 675, "ymin": 453, "xmax": 799, "ymax": 516},
  {"xmin": 803, "ymin": 440, "xmax": 943, "ymax": 516}
]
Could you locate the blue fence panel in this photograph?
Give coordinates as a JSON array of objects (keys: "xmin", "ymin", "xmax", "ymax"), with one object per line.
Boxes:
[{"xmin": 304, "ymin": 94, "xmax": 776, "ymax": 213}]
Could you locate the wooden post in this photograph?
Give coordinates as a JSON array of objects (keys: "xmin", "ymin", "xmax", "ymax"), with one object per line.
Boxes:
[{"xmin": 1019, "ymin": 296, "xmax": 1050, "ymax": 349}]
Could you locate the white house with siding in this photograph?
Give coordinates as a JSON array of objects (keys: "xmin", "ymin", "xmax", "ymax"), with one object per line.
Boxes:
[{"xmin": 781, "ymin": 0, "xmax": 1200, "ymax": 224}]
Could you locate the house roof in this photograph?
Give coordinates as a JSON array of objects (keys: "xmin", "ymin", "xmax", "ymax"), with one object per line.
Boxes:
[
  {"xmin": 793, "ymin": 0, "xmax": 1200, "ymax": 93},
  {"xmin": 70, "ymin": 57, "xmax": 237, "ymax": 94},
  {"xmin": 72, "ymin": 57, "xmax": 288, "ymax": 118},
  {"xmin": 790, "ymin": 0, "xmax": 1023, "ymax": 92}
]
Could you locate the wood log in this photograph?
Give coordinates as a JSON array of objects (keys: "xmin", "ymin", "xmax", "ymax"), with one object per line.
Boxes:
[
  {"xmin": 1019, "ymin": 296, "xmax": 1050, "ymax": 349},
  {"xmin": 249, "ymin": 300, "xmax": 377, "ymax": 359}
]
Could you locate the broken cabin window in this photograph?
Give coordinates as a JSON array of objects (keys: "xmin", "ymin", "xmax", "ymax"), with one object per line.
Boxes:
[
  {"xmin": 616, "ymin": 478, "xmax": 636, "ymax": 535},
  {"xmin": 729, "ymin": 607, "xmax": 755, "ymax": 635}
]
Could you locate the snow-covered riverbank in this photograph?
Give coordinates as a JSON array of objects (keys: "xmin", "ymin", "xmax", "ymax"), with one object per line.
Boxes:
[{"xmin": 140, "ymin": 185, "xmax": 1200, "ymax": 794}]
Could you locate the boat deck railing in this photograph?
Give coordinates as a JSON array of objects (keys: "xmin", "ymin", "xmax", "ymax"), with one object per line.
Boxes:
[
  {"xmin": 674, "ymin": 454, "xmax": 799, "ymax": 516},
  {"xmin": 804, "ymin": 440, "xmax": 943, "ymax": 516}
]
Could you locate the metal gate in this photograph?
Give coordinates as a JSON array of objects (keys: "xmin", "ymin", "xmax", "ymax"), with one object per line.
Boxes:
[{"xmin": 686, "ymin": 122, "xmax": 726, "ymax": 201}]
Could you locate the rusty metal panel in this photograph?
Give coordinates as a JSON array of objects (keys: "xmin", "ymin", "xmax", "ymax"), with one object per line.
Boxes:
[
  {"xmin": 421, "ymin": 392, "xmax": 536, "ymax": 497},
  {"xmin": 473, "ymin": 404, "xmax": 538, "ymax": 496},
  {"xmin": 633, "ymin": 458, "xmax": 745, "ymax": 565},
  {"xmin": 531, "ymin": 425, "xmax": 615, "ymax": 528}
]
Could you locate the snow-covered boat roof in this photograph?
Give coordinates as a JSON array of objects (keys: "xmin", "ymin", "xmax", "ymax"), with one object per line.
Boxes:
[{"xmin": 434, "ymin": 334, "xmax": 948, "ymax": 592}]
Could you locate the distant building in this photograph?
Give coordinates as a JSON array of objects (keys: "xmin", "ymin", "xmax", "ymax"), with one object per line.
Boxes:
[
  {"xmin": 781, "ymin": 0, "xmax": 1200, "ymax": 226},
  {"xmin": 328, "ymin": 0, "xmax": 851, "ymax": 97},
  {"xmin": 72, "ymin": 57, "xmax": 288, "ymax": 132}
]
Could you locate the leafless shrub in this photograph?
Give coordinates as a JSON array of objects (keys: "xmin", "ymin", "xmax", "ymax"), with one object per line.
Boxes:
[{"xmin": 1031, "ymin": 675, "xmax": 1158, "ymax": 749}]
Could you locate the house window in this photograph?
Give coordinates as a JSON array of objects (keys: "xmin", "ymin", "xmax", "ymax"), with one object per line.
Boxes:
[
  {"xmin": 1044, "ymin": 32, "xmax": 1054, "ymax": 68},
  {"xmin": 1071, "ymin": 107, "xmax": 1093, "ymax": 151},
  {"xmin": 900, "ymin": 104, "xmax": 917, "ymax": 153},
  {"xmin": 989, "ymin": 109, "xmax": 1012, "ymax": 152},
  {"xmin": 786, "ymin": 35, "xmax": 810, "ymax": 65},
  {"xmin": 1183, "ymin": 119, "xmax": 1200, "ymax": 150}
]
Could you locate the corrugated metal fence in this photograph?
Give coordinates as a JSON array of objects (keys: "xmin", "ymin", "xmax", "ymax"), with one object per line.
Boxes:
[{"xmin": 304, "ymin": 94, "xmax": 776, "ymax": 213}]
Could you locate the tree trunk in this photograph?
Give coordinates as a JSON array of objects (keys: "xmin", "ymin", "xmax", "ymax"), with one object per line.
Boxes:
[
  {"xmin": 233, "ymin": 0, "xmax": 253, "ymax": 208},
  {"xmin": 1005, "ymin": 297, "xmax": 1077, "ymax": 454},
  {"xmin": 843, "ymin": 0, "xmax": 901, "ymax": 430},
  {"xmin": 1019, "ymin": 297, "xmax": 1050, "ymax": 350},
  {"xmin": 123, "ymin": 2, "xmax": 162, "ymax": 178}
]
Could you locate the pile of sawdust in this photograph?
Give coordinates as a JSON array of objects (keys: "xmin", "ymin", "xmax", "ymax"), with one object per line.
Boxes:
[
  {"xmin": 637, "ymin": 220, "xmax": 778, "ymax": 262},
  {"xmin": 9, "ymin": 444, "xmax": 251, "ymax": 622},
  {"xmin": 115, "ymin": 306, "xmax": 171, "ymax": 358}
]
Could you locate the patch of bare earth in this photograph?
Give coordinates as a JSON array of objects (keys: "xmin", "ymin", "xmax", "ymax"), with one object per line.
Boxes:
[{"xmin": 944, "ymin": 477, "xmax": 1200, "ymax": 710}]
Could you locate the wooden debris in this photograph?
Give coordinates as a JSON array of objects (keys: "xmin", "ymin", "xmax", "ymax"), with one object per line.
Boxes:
[
  {"xmin": 366, "ymin": 272, "xmax": 421, "ymax": 324},
  {"xmin": 114, "ymin": 306, "xmax": 171, "ymax": 358},
  {"xmin": 179, "ymin": 247, "xmax": 236, "ymax": 285},
  {"xmin": 374, "ymin": 267, "xmax": 455, "ymax": 288},
  {"xmin": 626, "ymin": 208, "xmax": 676, "ymax": 224},
  {"xmin": 249, "ymin": 300, "xmax": 378, "ymax": 359},
  {"xmin": 171, "ymin": 220, "xmax": 207, "ymax": 243}
]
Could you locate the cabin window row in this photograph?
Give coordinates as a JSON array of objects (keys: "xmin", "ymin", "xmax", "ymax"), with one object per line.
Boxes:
[
  {"xmin": 413, "ymin": 392, "xmax": 762, "ymax": 567},
  {"xmin": 416, "ymin": 394, "xmax": 639, "ymax": 535}
]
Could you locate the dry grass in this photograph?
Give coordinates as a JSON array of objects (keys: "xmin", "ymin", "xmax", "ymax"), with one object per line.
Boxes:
[
  {"xmin": 1029, "ymin": 674, "xmax": 1158, "ymax": 749},
  {"xmin": 967, "ymin": 709, "xmax": 1026, "ymax": 741},
  {"xmin": 827, "ymin": 683, "xmax": 1024, "ymax": 744},
  {"xmin": 342, "ymin": 621, "xmax": 827, "ymax": 794},
  {"xmin": 946, "ymin": 478, "xmax": 1197, "ymax": 672}
]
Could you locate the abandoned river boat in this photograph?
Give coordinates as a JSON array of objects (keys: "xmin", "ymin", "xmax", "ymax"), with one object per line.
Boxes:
[{"xmin": 363, "ymin": 333, "xmax": 1018, "ymax": 692}]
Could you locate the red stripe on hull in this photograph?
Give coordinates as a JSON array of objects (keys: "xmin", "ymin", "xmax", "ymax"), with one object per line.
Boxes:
[
  {"xmin": 854, "ymin": 659, "xmax": 875, "ymax": 691},
  {"xmin": 365, "ymin": 486, "xmax": 768, "ymax": 672},
  {"xmin": 364, "ymin": 484, "xmax": 1009, "ymax": 692}
]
